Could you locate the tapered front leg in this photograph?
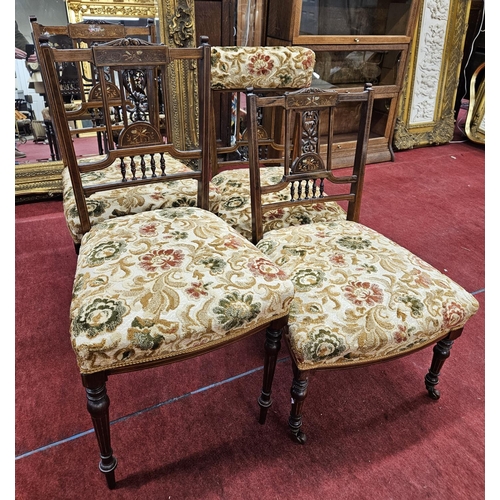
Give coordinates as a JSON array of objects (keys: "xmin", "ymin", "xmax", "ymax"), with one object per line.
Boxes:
[
  {"xmin": 258, "ymin": 316, "xmax": 288, "ymax": 424},
  {"xmin": 82, "ymin": 373, "xmax": 117, "ymax": 489},
  {"xmin": 288, "ymin": 363, "xmax": 309, "ymax": 444},
  {"xmin": 425, "ymin": 328, "xmax": 464, "ymax": 400}
]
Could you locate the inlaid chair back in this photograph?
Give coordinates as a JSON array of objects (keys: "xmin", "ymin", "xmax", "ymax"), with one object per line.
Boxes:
[
  {"xmin": 38, "ymin": 37, "xmax": 295, "ymax": 488},
  {"xmin": 37, "ymin": 33, "xmax": 221, "ymax": 251},
  {"xmin": 246, "ymin": 86, "xmax": 480, "ymax": 441},
  {"xmin": 208, "ymin": 46, "xmax": 348, "ymax": 240},
  {"xmin": 31, "ymin": 17, "xmax": 157, "ymax": 101}
]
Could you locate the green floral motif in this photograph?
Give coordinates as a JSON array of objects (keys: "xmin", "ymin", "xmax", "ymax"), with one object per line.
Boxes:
[
  {"xmin": 256, "ymin": 239, "xmax": 278, "ymax": 255},
  {"xmin": 337, "ymin": 236, "xmax": 372, "ymax": 250},
  {"xmin": 172, "ymin": 196, "xmax": 196, "ymax": 208},
  {"xmin": 87, "ymin": 241, "xmax": 126, "ymax": 266},
  {"xmin": 169, "ymin": 231, "xmax": 188, "ymax": 240},
  {"xmin": 199, "ymin": 256, "xmax": 227, "ymax": 274},
  {"xmin": 279, "ymin": 74, "xmax": 293, "ymax": 86},
  {"xmin": 360, "ymin": 264, "xmax": 377, "ymax": 273},
  {"xmin": 398, "ymin": 294, "xmax": 424, "ymax": 317},
  {"xmin": 128, "ymin": 317, "xmax": 166, "ymax": 350},
  {"xmin": 214, "ymin": 291, "xmax": 261, "ymax": 330},
  {"xmin": 283, "ymin": 246, "xmax": 307, "ymax": 257},
  {"xmin": 304, "ymin": 328, "xmax": 346, "ymax": 361},
  {"xmin": 72, "ymin": 274, "xmax": 85, "ymax": 298},
  {"xmin": 222, "ymin": 196, "xmax": 248, "ymax": 211},
  {"xmin": 73, "ymin": 298, "xmax": 127, "ymax": 338},
  {"xmin": 291, "ymin": 268, "xmax": 325, "ymax": 292},
  {"xmin": 69, "ymin": 198, "xmax": 107, "ymax": 219}
]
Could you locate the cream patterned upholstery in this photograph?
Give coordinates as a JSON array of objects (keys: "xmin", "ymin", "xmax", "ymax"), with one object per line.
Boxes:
[
  {"xmin": 210, "ymin": 167, "xmax": 346, "ymax": 241},
  {"xmin": 211, "ymin": 45, "xmax": 316, "ymax": 90},
  {"xmin": 72, "ymin": 207, "xmax": 294, "ymax": 374},
  {"xmin": 257, "ymin": 221, "xmax": 479, "ymax": 370},
  {"xmin": 62, "ymin": 155, "xmax": 221, "ymax": 244}
]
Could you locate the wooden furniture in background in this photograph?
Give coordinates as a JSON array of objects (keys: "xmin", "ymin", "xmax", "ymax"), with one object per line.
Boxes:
[{"xmin": 263, "ymin": 0, "xmax": 422, "ymax": 167}]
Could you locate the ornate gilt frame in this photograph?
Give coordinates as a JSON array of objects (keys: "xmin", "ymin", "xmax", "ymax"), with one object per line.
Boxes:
[
  {"xmin": 15, "ymin": 161, "xmax": 65, "ymax": 201},
  {"xmin": 465, "ymin": 62, "xmax": 485, "ymax": 144},
  {"xmin": 393, "ymin": 0, "xmax": 471, "ymax": 149},
  {"xmin": 65, "ymin": 0, "xmax": 158, "ymax": 23}
]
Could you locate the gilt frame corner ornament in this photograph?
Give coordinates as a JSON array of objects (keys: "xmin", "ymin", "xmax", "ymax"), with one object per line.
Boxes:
[
  {"xmin": 393, "ymin": 0, "xmax": 472, "ymax": 150},
  {"xmin": 15, "ymin": 161, "xmax": 65, "ymax": 200}
]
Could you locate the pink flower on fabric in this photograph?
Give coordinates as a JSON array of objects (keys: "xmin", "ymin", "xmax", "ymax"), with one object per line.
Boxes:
[
  {"xmin": 248, "ymin": 54, "xmax": 274, "ymax": 76},
  {"xmin": 248, "ymin": 257, "xmax": 288, "ymax": 281},
  {"xmin": 186, "ymin": 281, "xmax": 208, "ymax": 299},
  {"xmin": 329, "ymin": 253, "xmax": 347, "ymax": 267},
  {"xmin": 267, "ymin": 208, "xmax": 285, "ymax": 220},
  {"xmin": 302, "ymin": 54, "xmax": 315, "ymax": 69},
  {"xmin": 442, "ymin": 301, "xmax": 467, "ymax": 329},
  {"xmin": 344, "ymin": 281, "xmax": 384, "ymax": 306},
  {"xmin": 224, "ymin": 235, "xmax": 243, "ymax": 249},
  {"xmin": 139, "ymin": 249, "xmax": 184, "ymax": 271},
  {"xmin": 394, "ymin": 325, "xmax": 408, "ymax": 343},
  {"xmin": 139, "ymin": 223, "xmax": 158, "ymax": 236}
]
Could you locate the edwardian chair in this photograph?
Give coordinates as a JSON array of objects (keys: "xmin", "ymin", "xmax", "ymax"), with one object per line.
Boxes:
[
  {"xmin": 40, "ymin": 37, "xmax": 294, "ymax": 488},
  {"xmin": 208, "ymin": 45, "xmax": 347, "ymax": 240},
  {"xmin": 245, "ymin": 86, "xmax": 480, "ymax": 442},
  {"xmin": 34, "ymin": 22, "xmax": 221, "ymax": 252}
]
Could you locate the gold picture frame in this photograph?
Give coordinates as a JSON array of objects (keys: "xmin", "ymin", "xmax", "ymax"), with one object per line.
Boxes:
[
  {"xmin": 393, "ymin": 0, "xmax": 472, "ymax": 150},
  {"xmin": 465, "ymin": 62, "xmax": 485, "ymax": 144}
]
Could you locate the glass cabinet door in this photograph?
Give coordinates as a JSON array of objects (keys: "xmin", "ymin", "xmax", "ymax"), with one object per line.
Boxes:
[{"xmin": 299, "ymin": 0, "xmax": 413, "ymax": 37}]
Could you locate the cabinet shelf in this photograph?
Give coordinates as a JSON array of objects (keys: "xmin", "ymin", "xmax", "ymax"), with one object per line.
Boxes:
[{"xmin": 265, "ymin": 0, "xmax": 421, "ymax": 167}]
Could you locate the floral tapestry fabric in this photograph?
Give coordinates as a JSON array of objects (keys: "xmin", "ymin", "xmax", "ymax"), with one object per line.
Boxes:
[
  {"xmin": 211, "ymin": 46, "xmax": 316, "ymax": 90},
  {"xmin": 62, "ymin": 154, "xmax": 221, "ymax": 244},
  {"xmin": 210, "ymin": 167, "xmax": 347, "ymax": 240},
  {"xmin": 256, "ymin": 220, "xmax": 479, "ymax": 371},
  {"xmin": 71, "ymin": 208, "xmax": 295, "ymax": 373}
]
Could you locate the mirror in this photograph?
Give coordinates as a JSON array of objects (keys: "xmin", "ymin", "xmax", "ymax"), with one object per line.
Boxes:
[{"xmin": 15, "ymin": 0, "xmax": 160, "ymax": 200}]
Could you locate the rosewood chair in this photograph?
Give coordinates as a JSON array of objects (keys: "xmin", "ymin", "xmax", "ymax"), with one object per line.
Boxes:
[
  {"xmin": 246, "ymin": 86, "xmax": 480, "ymax": 442},
  {"xmin": 39, "ymin": 37, "xmax": 294, "ymax": 488},
  {"xmin": 208, "ymin": 45, "xmax": 346, "ymax": 240},
  {"xmin": 32, "ymin": 22, "xmax": 219, "ymax": 253}
]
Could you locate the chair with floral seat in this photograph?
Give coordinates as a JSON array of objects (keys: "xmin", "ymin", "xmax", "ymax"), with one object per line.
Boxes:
[
  {"xmin": 32, "ymin": 19, "xmax": 206, "ymax": 252},
  {"xmin": 40, "ymin": 36, "xmax": 295, "ymax": 488},
  {"xmin": 245, "ymin": 85, "xmax": 480, "ymax": 442},
  {"xmin": 208, "ymin": 45, "xmax": 348, "ymax": 241}
]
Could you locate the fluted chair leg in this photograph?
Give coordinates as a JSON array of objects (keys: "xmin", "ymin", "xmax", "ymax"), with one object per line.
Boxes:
[
  {"xmin": 425, "ymin": 328, "xmax": 464, "ymax": 400},
  {"xmin": 288, "ymin": 363, "xmax": 309, "ymax": 444},
  {"xmin": 82, "ymin": 373, "xmax": 117, "ymax": 489},
  {"xmin": 258, "ymin": 317, "xmax": 287, "ymax": 424}
]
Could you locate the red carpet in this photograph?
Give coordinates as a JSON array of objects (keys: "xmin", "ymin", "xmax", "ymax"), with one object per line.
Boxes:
[{"xmin": 15, "ymin": 140, "xmax": 485, "ymax": 499}]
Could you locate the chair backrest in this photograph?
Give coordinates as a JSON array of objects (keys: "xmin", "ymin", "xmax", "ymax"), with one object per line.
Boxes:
[
  {"xmin": 39, "ymin": 35, "xmax": 212, "ymax": 237},
  {"xmin": 247, "ymin": 84, "xmax": 374, "ymax": 244},
  {"xmin": 209, "ymin": 45, "xmax": 316, "ymax": 174},
  {"xmin": 31, "ymin": 18, "xmax": 157, "ymax": 102}
]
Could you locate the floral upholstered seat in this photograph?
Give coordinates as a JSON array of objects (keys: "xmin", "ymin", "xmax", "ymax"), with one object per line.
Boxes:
[
  {"xmin": 257, "ymin": 220, "xmax": 479, "ymax": 371},
  {"xmin": 246, "ymin": 86, "xmax": 480, "ymax": 443},
  {"xmin": 62, "ymin": 154, "xmax": 221, "ymax": 245},
  {"xmin": 72, "ymin": 208, "xmax": 294, "ymax": 374},
  {"xmin": 210, "ymin": 167, "xmax": 346, "ymax": 241}
]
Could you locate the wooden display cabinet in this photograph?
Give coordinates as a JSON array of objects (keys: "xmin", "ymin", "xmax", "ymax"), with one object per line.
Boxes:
[{"xmin": 264, "ymin": 0, "xmax": 421, "ymax": 167}]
